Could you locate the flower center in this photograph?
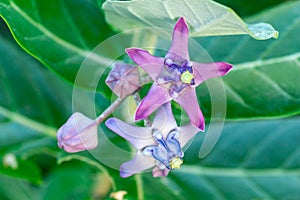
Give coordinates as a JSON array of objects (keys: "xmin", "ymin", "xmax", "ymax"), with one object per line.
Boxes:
[
  {"xmin": 180, "ymin": 71, "xmax": 194, "ymax": 84},
  {"xmin": 170, "ymin": 157, "xmax": 183, "ymax": 169},
  {"xmin": 143, "ymin": 129, "xmax": 184, "ymax": 170},
  {"xmin": 162, "ymin": 58, "xmax": 195, "ymax": 85}
]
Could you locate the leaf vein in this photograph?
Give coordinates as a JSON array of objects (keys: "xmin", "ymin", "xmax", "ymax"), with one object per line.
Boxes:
[
  {"xmin": 239, "ymin": 126, "xmax": 284, "ymax": 167},
  {"xmin": 30, "ymin": 0, "xmax": 41, "ymax": 24},
  {"xmin": 234, "ymin": 52, "xmax": 300, "ymax": 71},
  {"xmin": 280, "ymin": 146, "xmax": 300, "ymax": 168},
  {"xmin": 0, "ymin": 64, "xmax": 18, "ymax": 111},
  {"xmin": 8, "ymin": 0, "xmax": 111, "ymax": 66},
  {"xmin": 252, "ymin": 68, "xmax": 300, "ymax": 100},
  {"xmin": 184, "ymin": 0, "xmax": 201, "ymax": 23},
  {"xmin": 0, "ymin": 105, "xmax": 56, "ymax": 137},
  {"xmin": 59, "ymin": 0, "xmax": 89, "ymax": 50},
  {"xmin": 201, "ymin": 176, "xmax": 227, "ymax": 200},
  {"xmin": 223, "ymin": 82, "xmax": 253, "ymax": 109},
  {"xmin": 180, "ymin": 165, "xmax": 300, "ymax": 176},
  {"xmin": 244, "ymin": 176, "xmax": 275, "ymax": 200}
]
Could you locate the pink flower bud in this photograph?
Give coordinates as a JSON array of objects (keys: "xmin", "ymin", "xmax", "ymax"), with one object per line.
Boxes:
[
  {"xmin": 57, "ymin": 112, "xmax": 98, "ymax": 153},
  {"xmin": 105, "ymin": 62, "xmax": 140, "ymax": 98}
]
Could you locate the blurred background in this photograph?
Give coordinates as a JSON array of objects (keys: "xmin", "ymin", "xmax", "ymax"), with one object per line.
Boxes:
[{"xmin": 0, "ymin": 0, "xmax": 299, "ymax": 199}]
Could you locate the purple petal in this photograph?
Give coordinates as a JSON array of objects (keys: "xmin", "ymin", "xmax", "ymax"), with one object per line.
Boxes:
[
  {"xmin": 166, "ymin": 17, "xmax": 190, "ymax": 62},
  {"xmin": 193, "ymin": 62, "xmax": 233, "ymax": 86},
  {"xmin": 152, "ymin": 166, "xmax": 170, "ymax": 177},
  {"xmin": 174, "ymin": 88, "xmax": 205, "ymax": 130},
  {"xmin": 120, "ymin": 152, "xmax": 155, "ymax": 178},
  {"xmin": 152, "ymin": 102, "xmax": 177, "ymax": 137},
  {"xmin": 178, "ymin": 123, "xmax": 200, "ymax": 147},
  {"xmin": 126, "ymin": 48, "xmax": 164, "ymax": 80},
  {"xmin": 135, "ymin": 83, "xmax": 172, "ymax": 121},
  {"xmin": 105, "ymin": 118, "xmax": 153, "ymax": 150}
]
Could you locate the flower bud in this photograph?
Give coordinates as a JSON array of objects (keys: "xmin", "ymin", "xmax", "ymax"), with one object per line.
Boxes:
[
  {"xmin": 57, "ymin": 112, "xmax": 98, "ymax": 153},
  {"xmin": 105, "ymin": 62, "xmax": 140, "ymax": 98}
]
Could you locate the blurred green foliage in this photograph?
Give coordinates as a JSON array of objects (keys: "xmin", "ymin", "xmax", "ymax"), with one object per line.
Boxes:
[{"xmin": 0, "ymin": 0, "xmax": 300, "ymax": 199}]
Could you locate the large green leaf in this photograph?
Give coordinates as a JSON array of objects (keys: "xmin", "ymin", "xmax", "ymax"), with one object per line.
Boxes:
[
  {"xmin": 100, "ymin": 117, "xmax": 300, "ymax": 199},
  {"xmin": 0, "ymin": 20, "xmax": 72, "ymax": 134},
  {"xmin": 0, "ymin": 19, "xmax": 71, "ymax": 182},
  {"xmin": 215, "ymin": 0, "xmax": 286, "ymax": 17},
  {"xmin": 41, "ymin": 161, "xmax": 94, "ymax": 200},
  {"xmin": 102, "ymin": 0, "xmax": 300, "ymax": 120},
  {"xmin": 1, "ymin": 0, "xmax": 298, "ymax": 120},
  {"xmin": 0, "ymin": 175, "xmax": 41, "ymax": 200},
  {"xmin": 169, "ymin": 117, "xmax": 300, "ymax": 199},
  {"xmin": 68, "ymin": 117, "xmax": 300, "ymax": 199},
  {"xmin": 0, "ymin": 17, "xmax": 111, "ymax": 184},
  {"xmin": 0, "ymin": 154, "xmax": 41, "ymax": 184},
  {"xmin": 102, "ymin": 0, "xmax": 278, "ymax": 40},
  {"xmin": 0, "ymin": 0, "xmax": 122, "ymax": 88},
  {"xmin": 194, "ymin": 1, "xmax": 300, "ymax": 119}
]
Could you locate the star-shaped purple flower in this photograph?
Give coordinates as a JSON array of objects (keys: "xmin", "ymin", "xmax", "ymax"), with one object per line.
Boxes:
[
  {"xmin": 126, "ymin": 17, "xmax": 233, "ymax": 130},
  {"xmin": 105, "ymin": 102, "xmax": 199, "ymax": 178}
]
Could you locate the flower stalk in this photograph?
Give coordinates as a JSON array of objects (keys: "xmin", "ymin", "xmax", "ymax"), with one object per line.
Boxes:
[{"xmin": 95, "ymin": 97, "xmax": 124, "ymax": 125}]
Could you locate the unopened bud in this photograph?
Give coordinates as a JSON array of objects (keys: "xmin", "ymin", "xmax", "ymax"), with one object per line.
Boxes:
[
  {"xmin": 57, "ymin": 112, "xmax": 98, "ymax": 153},
  {"xmin": 105, "ymin": 62, "xmax": 140, "ymax": 98}
]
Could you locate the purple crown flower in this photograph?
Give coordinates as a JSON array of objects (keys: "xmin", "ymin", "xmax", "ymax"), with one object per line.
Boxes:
[
  {"xmin": 126, "ymin": 17, "xmax": 233, "ymax": 130},
  {"xmin": 57, "ymin": 112, "xmax": 98, "ymax": 153},
  {"xmin": 105, "ymin": 103, "xmax": 199, "ymax": 178}
]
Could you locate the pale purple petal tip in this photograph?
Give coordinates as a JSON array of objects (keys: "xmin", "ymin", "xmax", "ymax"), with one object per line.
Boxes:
[
  {"xmin": 120, "ymin": 153, "xmax": 155, "ymax": 178},
  {"xmin": 179, "ymin": 123, "xmax": 201, "ymax": 147},
  {"xmin": 174, "ymin": 17, "xmax": 189, "ymax": 36},
  {"xmin": 125, "ymin": 48, "xmax": 164, "ymax": 80},
  {"xmin": 135, "ymin": 83, "xmax": 171, "ymax": 121},
  {"xmin": 174, "ymin": 88, "xmax": 205, "ymax": 131},
  {"xmin": 120, "ymin": 170, "xmax": 132, "ymax": 178},
  {"xmin": 193, "ymin": 62, "xmax": 234, "ymax": 86},
  {"xmin": 166, "ymin": 17, "xmax": 190, "ymax": 61},
  {"xmin": 105, "ymin": 118, "xmax": 153, "ymax": 150}
]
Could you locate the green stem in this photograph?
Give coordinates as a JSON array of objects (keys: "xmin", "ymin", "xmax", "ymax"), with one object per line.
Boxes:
[
  {"xmin": 135, "ymin": 173, "xmax": 145, "ymax": 200},
  {"xmin": 95, "ymin": 97, "xmax": 125, "ymax": 124},
  {"xmin": 0, "ymin": 106, "xmax": 57, "ymax": 137}
]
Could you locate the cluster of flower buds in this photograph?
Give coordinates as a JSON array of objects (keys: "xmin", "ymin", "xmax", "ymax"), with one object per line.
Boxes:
[{"xmin": 57, "ymin": 17, "xmax": 233, "ymax": 178}]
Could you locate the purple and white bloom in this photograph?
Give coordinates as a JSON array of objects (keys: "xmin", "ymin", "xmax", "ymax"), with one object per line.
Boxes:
[
  {"xmin": 126, "ymin": 17, "xmax": 233, "ymax": 130},
  {"xmin": 105, "ymin": 62, "xmax": 140, "ymax": 98},
  {"xmin": 57, "ymin": 112, "xmax": 98, "ymax": 153},
  {"xmin": 105, "ymin": 103, "xmax": 199, "ymax": 178}
]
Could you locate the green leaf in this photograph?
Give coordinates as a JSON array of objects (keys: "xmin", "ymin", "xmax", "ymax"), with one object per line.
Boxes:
[
  {"xmin": 214, "ymin": 0, "xmax": 286, "ymax": 17},
  {"xmin": 0, "ymin": 0, "xmax": 122, "ymax": 88},
  {"xmin": 41, "ymin": 161, "xmax": 94, "ymax": 200},
  {"xmin": 0, "ymin": 175, "xmax": 41, "ymax": 200},
  {"xmin": 0, "ymin": 20, "xmax": 72, "ymax": 182},
  {"xmin": 0, "ymin": 153, "xmax": 41, "ymax": 184},
  {"xmin": 93, "ymin": 117, "xmax": 300, "ymax": 199},
  {"xmin": 102, "ymin": 0, "xmax": 278, "ymax": 40},
  {"xmin": 194, "ymin": 1, "xmax": 300, "ymax": 119},
  {"xmin": 166, "ymin": 117, "xmax": 300, "ymax": 199},
  {"xmin": 58, "ymin": 154, "xmax": 116, "ymax": 191},
  {"xmin": 0, "ymin": 20, "xmax": 72, "ymax": 137}
]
